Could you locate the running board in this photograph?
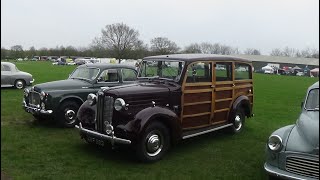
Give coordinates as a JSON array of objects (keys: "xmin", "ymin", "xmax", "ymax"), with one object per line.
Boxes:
[{"xmin": 182, "ymin": 123, "xmax": 233, "ymax": 139}]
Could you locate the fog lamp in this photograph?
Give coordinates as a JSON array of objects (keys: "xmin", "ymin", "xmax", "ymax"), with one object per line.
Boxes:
[
  {"xmin": 87, "ymin": 93, "xmax": 97, "ymax": 106},
  {"xmin": 104, "ymin": 121, "xmax": 113, "ymax": 135}
]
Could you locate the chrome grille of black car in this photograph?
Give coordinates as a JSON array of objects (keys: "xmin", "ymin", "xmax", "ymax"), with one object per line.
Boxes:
[
  {"xmin": 29, "ymin": 92, "xmax": 40, "ymax": 106},
  {"xmin": 285, "ymin": 156, "xmax": 319, "ymax": 179},
  {"xmin": 95, "ymin": 93, "xmax": 114, "ymax": 133}
]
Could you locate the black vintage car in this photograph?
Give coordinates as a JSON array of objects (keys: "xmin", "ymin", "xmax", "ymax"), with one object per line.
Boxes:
[
  {"xmin": 76, "ymin": 54, "xmax": 254, "ymax": 162},
  {"xmin": 22, "ymin": 63, "xmax": 137, "ymax": 127}
]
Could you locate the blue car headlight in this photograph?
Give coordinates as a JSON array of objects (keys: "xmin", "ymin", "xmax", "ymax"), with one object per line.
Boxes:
[{"xmin": 268, "ymin": 135, "xmax": 283, "ymax": 152}]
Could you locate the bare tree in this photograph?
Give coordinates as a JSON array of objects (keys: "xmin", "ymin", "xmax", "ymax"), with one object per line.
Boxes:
[
  {"xmin": 184, "ymin": 43, "xmax": 202, "ymax": 53},
  {"xmin": 281, "ymin": 46, "xmax": 295, "ymax": 57},
  {"xmin": 244, "ymin": 48, "xmax": 261, "ymax": 55},
  {"xmin": 150, "ymin": 37, "xmax": 180, "ymax": 54},
  {"xmin": 97, "ymin": 23, "xmax": 140, "ymax": 63},
  {"xmin": 200, "ymin": 42, "xmax": 214, "ymax": 54},
  {"xmin": 270, "ymin": 48, "xmax": 282, "ymax": 56},
  {"xmin": 10, "ymin": 45, "xmax": 24, "ymax": 59}
]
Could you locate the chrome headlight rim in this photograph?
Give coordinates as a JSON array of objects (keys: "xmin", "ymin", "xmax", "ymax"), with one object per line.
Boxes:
[
  {"xmin": 40, "ymin": 91, "xmax": 47, "ymax": 100},
  {"xmin": 114, "ymin": 98, "xmax": 126, "ymax": 111},
  {"xmin": 24, "ymin": 88, "xmax": 30, "ymax": 97},
  {"xmin": 87, "ymin": 93, "xmax": 97, "ymax": 106},
  {"xmin": 268, "ymin": 135, "xmax": 283, "ymax": 152}
]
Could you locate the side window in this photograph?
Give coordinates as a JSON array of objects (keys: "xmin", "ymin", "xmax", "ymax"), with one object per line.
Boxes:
[
  {"xmin": 98, "ymin": 69, "xmax": 119, "ymax": 82},
  {"xmin": 3, "ymin": 65, "xmax": 11, "ymax": 71},
  {"xmin": 215, "ymin": 62, "xmax": 232, "ymax": 81},
  {"xmin": 186, "ymin": 62, "xmax": 212, "ymax": 83},
  {"xmin": 235, "ymin": 63, "xmax": 251, "ymax": 80},
  {"xmin": 122, "ymin": 69, "xmax": 137, "ymax": 81}
]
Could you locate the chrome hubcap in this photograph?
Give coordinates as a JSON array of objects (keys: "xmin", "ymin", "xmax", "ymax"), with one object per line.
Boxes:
[
  {"xmin": 65, "ymin": 110, "xmax": 76, "ymax": 123},
  {"xmin": 146, "ymin": 132, "xmax": 163, "ymax": 157},
  {"xmin": 16, "ymin": 81, "xmax": 23, "ymax": 89},
  {"xmin": 234, "ymin": 115, "xmax": 242, "ymax": 131}
]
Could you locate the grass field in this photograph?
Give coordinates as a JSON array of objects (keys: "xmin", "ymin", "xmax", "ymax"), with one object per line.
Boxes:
[{"xmin": 1, "ymin": 61, "xmax": 318, "ymax": 179}]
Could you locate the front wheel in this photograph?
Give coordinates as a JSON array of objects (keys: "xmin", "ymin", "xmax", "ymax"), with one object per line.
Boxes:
[
  {"xmin": 14, "ymin": 79, "xmax": 25, "ymax": 89},
  {"xmin": 135, "ymin": 121, "xmax": 170, "ymax": 163},
  {"xmin": 228, "ymin": 108, "xmax": 245, "ymax": 134},
  {"xmin": 57, "ymin": 101, "xmax": 80, "ymax": 128}
]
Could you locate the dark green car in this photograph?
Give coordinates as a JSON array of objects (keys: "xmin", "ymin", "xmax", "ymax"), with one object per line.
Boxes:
[{"xmin": 22, "ymin": 63, "xmax": 137, "ymax": 127}]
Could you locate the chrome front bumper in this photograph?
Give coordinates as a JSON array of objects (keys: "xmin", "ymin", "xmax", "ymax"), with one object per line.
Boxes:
[
  {"xmin": 30, "ymin": 79, "xmax": 35, "ymax": 84},
  {"xmin": 75, "ymin": 123, "xmax": 131, "ymax": 145},
  {"xmin": 264, "ymin": 162, "xmax": 316, "ymax": 180},
  {"xmin": 22, "ymin": 100, "xmax": 53, "ymax": 115}
]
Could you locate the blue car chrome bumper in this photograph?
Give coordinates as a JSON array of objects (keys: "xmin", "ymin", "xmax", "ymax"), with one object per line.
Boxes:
[{"xmin": 264, "ymin": 162, "xmax": 317, "ymax": 180}]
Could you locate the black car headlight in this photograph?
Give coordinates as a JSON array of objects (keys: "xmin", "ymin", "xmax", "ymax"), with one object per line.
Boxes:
[
  {"xmin": 87, "ymin": 93, "xmax": 97, "ymax": 106},
  {"xmin": 24, "ymin": 88, "xmax": 30, "ymax": 97},
  {"xmin": 114, "ymin": 98, "xmax": 125, "ymax": 111},
  {"xmin": 40, "ymin": 91, "xmax": 47, "ymax": 100},
  {"xmin": 268, "ymin": 135, "xmax": 283, "ymax": 152}
]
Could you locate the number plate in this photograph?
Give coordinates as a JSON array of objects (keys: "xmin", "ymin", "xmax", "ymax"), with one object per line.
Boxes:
[{"xmin": 87, "ymin": 136, "xmax": 105, "ymax": 146}]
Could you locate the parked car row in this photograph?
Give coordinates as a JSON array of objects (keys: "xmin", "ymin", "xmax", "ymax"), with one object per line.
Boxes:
[{"xmin": 2, "ymin": 54, "xmax": 318, "ymax": 179}]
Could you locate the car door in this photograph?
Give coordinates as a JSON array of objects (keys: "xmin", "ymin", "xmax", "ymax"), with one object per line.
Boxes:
[
  {"xmin": 212, "ymin": 62, "xmax": 234, "ymax": 125},
  {"xmin": 181, "ymin": 61, "xmax": 213, "ymax": 130}
]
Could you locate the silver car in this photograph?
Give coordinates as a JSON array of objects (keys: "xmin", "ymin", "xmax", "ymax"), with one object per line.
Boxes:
[
  {"xmin": 264, "ymin": 81, "xmax": 319, "ymax": 180},
  {"xmin": 1, "ymin": 62, "xmax": 34, "ymax": 89}
]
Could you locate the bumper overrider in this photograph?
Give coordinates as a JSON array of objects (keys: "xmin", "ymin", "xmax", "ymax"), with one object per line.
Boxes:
[
  {"xmin": 22, "ymin": 100, "xmax": 53, "ymax": 115},
  {"xmin": 75, "ymin": 122, "xmax": 131, "ymax": 145}
]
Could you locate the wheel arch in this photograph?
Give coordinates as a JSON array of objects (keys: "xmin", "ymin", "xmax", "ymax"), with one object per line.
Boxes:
[
  {"xmin": 229, "ymin": 95, "xmax": 251, "ymax": 121},
  {"xmin": 59, "ymin": 96, "xmax": 84, "ymax": 107},
  {"xmin": 122, "ymin": 106, "xmax": 182, "ymax": 143}
]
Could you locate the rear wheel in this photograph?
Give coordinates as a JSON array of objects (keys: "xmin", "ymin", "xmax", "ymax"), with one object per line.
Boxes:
[
  {"xmin": 135, "ymin": 121, "xmax": 170, "ymax": 163},
  {"xmin": 14, "ymin": 79, "xmax": 25, "ymax": 89},
  {"xmin": 57, "ymin": 101, "xmax": 80, "ymax": 128},
  {"xmin": 228, "ymin": 108, "xmax": 245, "ymax": 134}
]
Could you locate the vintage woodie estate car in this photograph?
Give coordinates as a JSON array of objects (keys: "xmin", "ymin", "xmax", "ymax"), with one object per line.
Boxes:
[
  {"xmin": 75, "ymin": 54, "xmax": 254, "ymax": 162},
  {"xmin": 22, "ymin": 63, "xmax": 138, "ymax": 127},
  {"xmin": 264, "ymin": 81, "xmax": 319, "ymax": 180},
  {"xmin": 1, "ymin": 61, "xmax": 34, "ymax": 89}
]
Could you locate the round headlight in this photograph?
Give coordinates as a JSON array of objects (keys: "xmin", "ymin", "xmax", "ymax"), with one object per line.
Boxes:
[
  {"xmin": 268, "ymin": 135, "xmax": 283, "ymax": 151},
  {"xmin": 114, "ymin": 98, "xmax": 125, "ymax": 111},
  {"xmin": 41, "ymin": 102, "xmax": 46, "ymax": 109},
  {"xmin": 24, "ymin": 88, "xmax": 29, "ymax": 97},
  {"xmin": 87, "ymin": 93, "xmax": 97, "ymax": 106},
  {"xmin": 40, "ymin": 91, "xmax": 46, "ymax": 100}
]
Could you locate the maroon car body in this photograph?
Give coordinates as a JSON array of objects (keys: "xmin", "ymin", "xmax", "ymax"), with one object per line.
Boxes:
[{"xmin": 76, "ymin": 54, "xmax": 254, "ymax": 162}]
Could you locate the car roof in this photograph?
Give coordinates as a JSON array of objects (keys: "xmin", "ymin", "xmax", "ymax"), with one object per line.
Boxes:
[
  {"xmin": 78, "ymin": 63, "xmax": 136, "ymax": 70},
  {"xmin": 143, "ymin": 54, "xmax": 252, "ymax": 63},
  {"xmin": 1, "ymin": 62, "xmax": 16, "ymax": 67}
]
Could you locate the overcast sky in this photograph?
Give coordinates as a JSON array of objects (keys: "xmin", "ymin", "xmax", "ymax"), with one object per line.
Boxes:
[{"xmin": 1, "ymin": 0, "xmax": 319, "ymax": 54}]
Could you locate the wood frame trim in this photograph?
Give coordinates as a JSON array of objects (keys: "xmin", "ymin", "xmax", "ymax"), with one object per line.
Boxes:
[
  {"xmin": 184, "ymin": 101, "xmax": 211, "ymax": 106},
  {"xmin": 183, "ymin": 112, "xmax": 211, "ymax": 118}
]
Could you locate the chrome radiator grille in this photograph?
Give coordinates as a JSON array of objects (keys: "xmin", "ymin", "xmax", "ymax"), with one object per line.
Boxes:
[
  {"xmin": 95, "ymin": 93, "xmax": 114, "ymax": 133},
  {"xmin": 285, "ymin": 156, "xmax": 319, "ymax": 179},
  {"xmin": 29, "ymin": 92, "xmax": 40, "ymax": 106}
]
